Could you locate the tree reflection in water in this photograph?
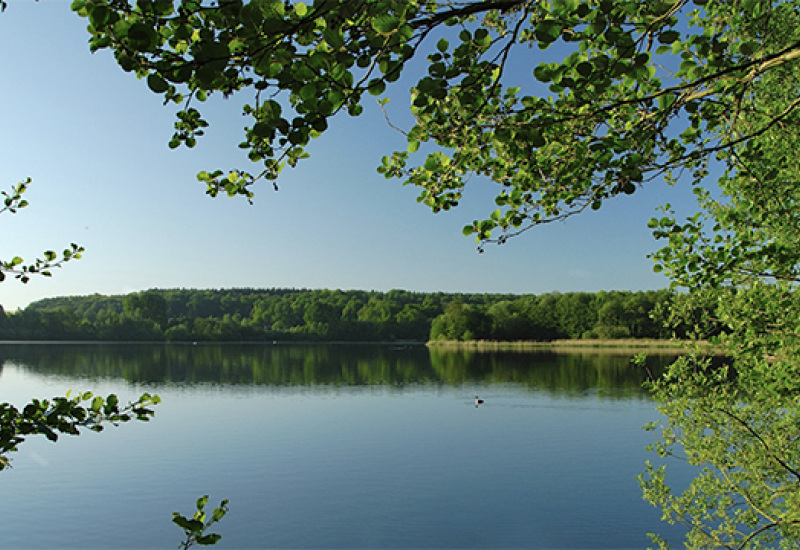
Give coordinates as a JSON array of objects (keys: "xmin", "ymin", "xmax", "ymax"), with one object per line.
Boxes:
[{"xmin": 0, "ymin": 343, "xmax": 673, "ymax": 398}]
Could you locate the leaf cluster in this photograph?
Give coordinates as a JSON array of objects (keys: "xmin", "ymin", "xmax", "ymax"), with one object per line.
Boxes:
[
  {"xmin": 72, "ymin": 0, "xmax": 429, "ymax": 199},
  {"xmin": 0, "ymin": 180, "xmax": 85, "ymax": 283},
  {"xmin": 0, "ymin": 391, "xmax": 160, "ymax": 470},
  {"xmin": 173, "ymin": 495, "xmax": 229, "ymax": 549},
  {"xmin": 70, "ymin": 0, "xmax": 800, "ymax": 249}
]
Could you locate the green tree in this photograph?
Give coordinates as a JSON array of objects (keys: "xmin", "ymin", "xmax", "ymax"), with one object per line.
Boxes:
[
  {"xmin": 357, "ymin": 295, "xmax": 395, "ymax": 324},
  {"xmin": 594, "ymin": 293, "xmax": 631, "ymax": 339},
  {"xmin": 485, "ymin": 300, "xmax": 534, "ymax": 340},
  {"xmin": 124, "ymin": 289, "xmax": 169, "ymax": 329},
  {"xmin": 522, "ymin": 293, "xmax": 563, "ymax": 340},
  {"xmin": 553, "ymin": 293, "xmax": 596, "ymax": 339},
  {"xmin": 430, "ymin": 301, "xmax": 489, "ymax": 341},
  {"xmin": 638, "ymin": 3, "xmax": 800, "ymax": 547},
  {"xmin": 394, "ymin": 303, "xmax": 429, "ymax": 339}
]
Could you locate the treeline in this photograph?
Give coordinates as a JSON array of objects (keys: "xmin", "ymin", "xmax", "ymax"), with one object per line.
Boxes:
[{"xmin": 0, "ymin": 287, "xmax": 704, "ymax": 342}]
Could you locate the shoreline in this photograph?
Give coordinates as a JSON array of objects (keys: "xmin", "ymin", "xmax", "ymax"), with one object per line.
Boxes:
[
  {"xmin": 425, "ymin": 338, "xmax": 695, "ymax": 353},
  {"xmin": 0, "ymin": 338, "xmax": 717, "ymax": 354}
]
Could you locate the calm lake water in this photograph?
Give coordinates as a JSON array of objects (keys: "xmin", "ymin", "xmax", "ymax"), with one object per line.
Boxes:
[{"xmin": 0, "ymin": 343, "xmax": 689, "ymax": 549}]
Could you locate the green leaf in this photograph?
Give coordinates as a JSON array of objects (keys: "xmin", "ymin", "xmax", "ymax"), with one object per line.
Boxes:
[
  {"xmin": 147, "ymin": 74, "xmax": 169, "ymax": 94},
  {"xmin": 658, "ymin": 93, "xmax": 677, "ymax": 110},
  {"xmin": 739, "ymin": 41, "xmax": 759, "ymax": 56},
  {"xmin": 298, "ymin": 83, "xmax": 317, "ymax": 102},
  {"xmin": 533, "ymin": 64, "xmax": 552, "ymax": 82},
  {"xmin": 88, "ymin": 5, "xmax": 110, "ymax": 28},
  {"xmin": 367, "ymin": 79, "xmax": 386, "ymax": 96},
  {"xmin": 535, "ymin": 20, "xmax": 562, "ymax": 44},
  {"xmin": 372, "ymin": 15, "xmax": 401, "ymax": 35},
  {"xmin": 196, "ymin": 534, "xmax": 222, "ymax": 545},
  {"xmin": 658, "ymin": 30, "xmax": 680, "ymax": 44},
  {"xmin": 474, "ymin": 28, "xmax": 491, "ymax": 47},
  {"xmin": 576, "ymin": 62, "xmax": 593, "ymax": 77},
  {"xmin": 172, "ymin": 515, "xmax": 203, "ymax": 532},
  {"xmin": 553, "ymin": 0, "xmax": 579, "ymax": 15},
  {"xmin": 323, "ymin": 29, "xmax": 344, "ymax": 50},
  {"xmin": 212, "ymin": 501, "xmax": 228, "ymax": 521},
  {"xmin": 127, "ymin": 22, "xmax": 158, "ymax": 51},
  {"xmin": 252, "ymin": 122, "xmax": 272, "ymax": 138},
  {"xmin": 105, "ymin": 394, "xmax": 119, "ymax": 412}
]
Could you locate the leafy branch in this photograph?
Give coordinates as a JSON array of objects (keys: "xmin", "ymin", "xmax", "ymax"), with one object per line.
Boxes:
[
  {"xmin": 0, "ymin": 391, "xmax": 161, "ymax": 470},
  {"xmin": 174, "ymin": 495, "xmax": 229, "ymax": 549},
  {"xmin": 0, "ymin": 179, "xmax": 84, "ymax": 283}
]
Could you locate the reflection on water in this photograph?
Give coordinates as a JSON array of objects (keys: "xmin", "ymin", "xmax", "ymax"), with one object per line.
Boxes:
[
  {"xmin": 0, "ymin": 343, "xmax": 689, "ymax": 549},
  {"xmin": 0, "ymin": 342, "xmax": 673, "ymax": 396}
]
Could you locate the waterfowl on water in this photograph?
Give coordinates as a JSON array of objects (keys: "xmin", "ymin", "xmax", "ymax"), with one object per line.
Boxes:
[{"xmin": 475, "ymin": 396, "xmax": 484, "ymax": 407}]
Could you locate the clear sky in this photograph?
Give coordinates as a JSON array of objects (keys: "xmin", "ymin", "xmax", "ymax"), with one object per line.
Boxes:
[{"xmin": 0, "ymin": 1, "xmax": 696, "ymax": 311}]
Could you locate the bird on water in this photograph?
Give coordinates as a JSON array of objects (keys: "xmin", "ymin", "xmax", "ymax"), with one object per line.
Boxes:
[{"xmin": 475, "ymin": 396, "xmax": 484, "ymax": 407}]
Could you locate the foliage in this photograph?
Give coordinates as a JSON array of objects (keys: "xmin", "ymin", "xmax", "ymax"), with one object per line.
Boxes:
[
  {"xmin": 0, "ymin": 179, "xmax": 84, "ymax": 283},
  {"xmin": 0, "ymin": 388, "xmax": 224, "ymax": 548},
  {"xmin": 124, "ymin": 289, "xmax": 169, "ymax": 329},
  {"xmin": 637, "ymin": 2, "xmax": 800, "ymax": 547},
  {"xmin": 72, "ymin": 0, "xmax": 800, "ymax": 250},
  {"xmin": 1, "ymin": 287, "xmax": 678, "ymax": 342},
  {"xmin": 0, "ymin": 371, "xmax": 224, "ymax": 548},
  {"xmin": 174, "ymin": 495, "xmax": 229, "ymax": 549},
  {"xmin": 0, "ymin": 390, "xmax": 160, "ymax": 470}
]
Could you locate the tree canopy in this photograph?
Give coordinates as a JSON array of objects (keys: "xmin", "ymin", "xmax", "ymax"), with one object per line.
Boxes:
[
  {"xmin": 2, "ymin": 287, "xmax": 678, "ymax": 342},
  {"xmin": 72, "ymin": 0, "xmax": 800, "ymax": 247},
  {"xmin": 639, "ymin": 4, "xmax": 800, "ymax": 546}
]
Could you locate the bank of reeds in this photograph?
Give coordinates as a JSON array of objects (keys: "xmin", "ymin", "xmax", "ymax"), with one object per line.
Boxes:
[{"xmin": 425, "ymin": 338, "xmax": 705, "ymax": 354}]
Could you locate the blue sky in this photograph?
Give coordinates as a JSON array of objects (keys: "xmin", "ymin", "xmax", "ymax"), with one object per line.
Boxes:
[{"xmin": 0, "ymin": 1, "xmax": 696, "ymax": 311}]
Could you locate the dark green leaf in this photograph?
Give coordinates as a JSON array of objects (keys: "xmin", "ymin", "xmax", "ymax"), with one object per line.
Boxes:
[{"xmin": 147, "ymin": 74, "xmax": 169, "ymax": 94}]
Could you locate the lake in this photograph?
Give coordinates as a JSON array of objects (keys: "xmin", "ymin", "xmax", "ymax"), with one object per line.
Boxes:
[{"xmin": 0, "ymin": 343, "xmax": 689, "ymax": 549}]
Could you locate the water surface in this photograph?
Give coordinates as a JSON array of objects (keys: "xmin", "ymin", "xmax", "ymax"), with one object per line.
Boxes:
[{"xmin": 0, "ymin": 343, "xmax": 687, "ymax": 548}]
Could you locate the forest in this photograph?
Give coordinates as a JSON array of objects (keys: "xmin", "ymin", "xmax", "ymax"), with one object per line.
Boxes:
[{"xmin": 0, "ymin": 287, "xmax": 701, "ymax": 343}]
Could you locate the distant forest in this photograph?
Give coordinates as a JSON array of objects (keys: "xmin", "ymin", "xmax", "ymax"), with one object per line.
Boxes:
[{"xmin": 0, "ymin": 288, "xmax": 712, "ymax": 342}]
